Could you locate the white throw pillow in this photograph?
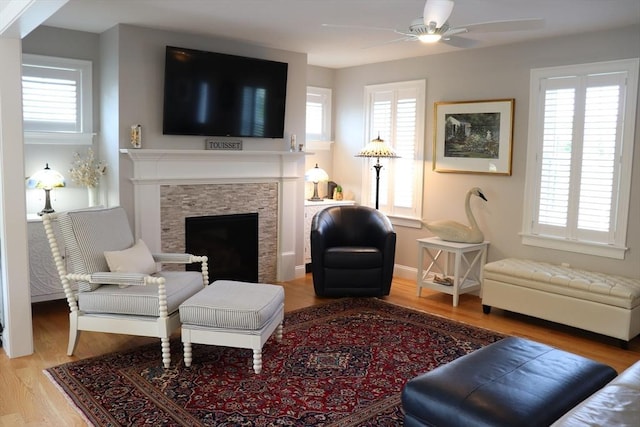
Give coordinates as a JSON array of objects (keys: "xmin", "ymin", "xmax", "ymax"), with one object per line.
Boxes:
[{"xmin": 104, "ymin": 239, "xmax": 157, "ymax": 274}]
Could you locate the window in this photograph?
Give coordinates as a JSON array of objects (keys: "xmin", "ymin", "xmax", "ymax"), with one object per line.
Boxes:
[
  {"xmin": 306, "ymin": 86, "xmax": 332, "ymax": 144},
  {"xmin": 362, "ymin": 80, "xmax": 425, "ymax": 224},
  {"xmin": 522, "ymin": 59, "xmax": 638, "ymax": 259},
  {"xmin": 22, "ymin": 54, "xmax": 93, "ymax": 144}
]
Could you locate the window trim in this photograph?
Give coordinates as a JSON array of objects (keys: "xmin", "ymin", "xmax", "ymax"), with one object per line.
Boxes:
[
  {"xmin": 521, "ymin": 58, "xmax": 639, "ymax": 259},
  {"xmin": 22, "ymin": 53, "xmax": 94, "ymax": 145},
  {"xmin": 362, "ymin": 79, "xmax": 425, "ymax": 225}
]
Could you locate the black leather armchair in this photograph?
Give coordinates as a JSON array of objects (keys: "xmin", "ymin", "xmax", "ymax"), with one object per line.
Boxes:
[{"xmin": 310, "ymin": 205, "xmax": 396, "ymax": 297}]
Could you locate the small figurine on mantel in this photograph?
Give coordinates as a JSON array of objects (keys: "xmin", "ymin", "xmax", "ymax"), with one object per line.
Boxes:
[
  {"xmin": 130, "ymin": 124, "xmax": 142, "ymax": 148},
  {"xmin": 422, "ymin": 187, "xmax": 487, "ymax": 243}
]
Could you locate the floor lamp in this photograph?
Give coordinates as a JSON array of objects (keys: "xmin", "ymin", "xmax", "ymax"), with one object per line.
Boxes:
[{"xmin": 355, "ymin": 134, "xmax": 399, "ymax": 209}]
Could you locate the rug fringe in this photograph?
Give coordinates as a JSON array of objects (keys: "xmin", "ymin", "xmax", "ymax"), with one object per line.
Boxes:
[{"xmin": 43, "ymin": 368, "xmax": 96, "ymax": 427}]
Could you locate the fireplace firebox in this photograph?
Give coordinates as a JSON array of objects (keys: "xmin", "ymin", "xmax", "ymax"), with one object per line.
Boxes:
[{"xmin": 185, "ymin": 213, "xmax": 259, "ymax": 283}]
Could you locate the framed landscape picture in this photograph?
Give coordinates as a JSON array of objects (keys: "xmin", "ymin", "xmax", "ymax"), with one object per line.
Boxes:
[{"xmin": 433, "ymin": 99, "xmax": 514, "ymax": 175}]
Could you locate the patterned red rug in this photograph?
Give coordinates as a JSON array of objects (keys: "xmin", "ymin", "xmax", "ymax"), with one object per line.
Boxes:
[{"xmin": 45, "ymin": 298, "xmax": 504, "ymax": 426}]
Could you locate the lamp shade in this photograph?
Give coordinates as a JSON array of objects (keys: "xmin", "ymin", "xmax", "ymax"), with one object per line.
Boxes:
[
  {"xmin": 355, "ymin": 134, "xmax": 399, "ymax": 159},
  {"xmin": 27, "ymin": 163, "xmax": 66, "ymax": 190},
  {"xmin": 305, "ymin": 163, "xmax": 329, "ymax": 183}
]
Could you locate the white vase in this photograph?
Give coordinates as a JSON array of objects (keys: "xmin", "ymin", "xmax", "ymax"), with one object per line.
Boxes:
[{"xmin": 87, "ymin": 186, "xmax": 99, "ymax": 207}]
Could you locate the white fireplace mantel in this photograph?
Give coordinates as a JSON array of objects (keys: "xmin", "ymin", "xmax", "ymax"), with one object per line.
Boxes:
[{"xmin": 120, "ymin": 149, "xmax": 306, "ymax": 281}]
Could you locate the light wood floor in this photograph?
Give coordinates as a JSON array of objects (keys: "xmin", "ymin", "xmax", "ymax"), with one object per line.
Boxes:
[{"xmin": 1, "ymin": 275, "xmax": 638, "ymax": 426}]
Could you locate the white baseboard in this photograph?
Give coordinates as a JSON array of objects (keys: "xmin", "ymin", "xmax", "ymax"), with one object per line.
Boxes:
[
  {"xmin": 393, "ymin": 264, "xmax": 417, "ymax": 281},
  {"xmin": 294, "ymin": 265, "xmax": 307, "ymax": 279}
]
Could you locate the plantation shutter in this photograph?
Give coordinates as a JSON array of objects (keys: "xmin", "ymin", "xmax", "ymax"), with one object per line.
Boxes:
[
  {"xmin": 366, "ymin": 82, "xmax": 423, "ymax": 218},
  {"xmin": 22, "ymin": 64, "xmax": 81, "ymax": 133},
  {"xmin": 537, "ymin": 82, "xmax": 576, "ymax": 228},
  {"xmin": 578, "ymin": 80, "xmax": 621, "ymax": 237},
  {"xmin": 306, "ymin": 95, "xmax": 323, "ymax": 137},
  {"xmin": 533, "ymin": 71, "xmax": 626, "ymax": 244},
  {"xmin": 306, "ymin": 87, "xmax": 332, "ymax": 142},
  {"xmin": 394, "ymin": 92, "xmax": 418, "ymax": 209},
  {"xmin": 370, "ymin": 91, "xmax": 392, "ymax": 208}
]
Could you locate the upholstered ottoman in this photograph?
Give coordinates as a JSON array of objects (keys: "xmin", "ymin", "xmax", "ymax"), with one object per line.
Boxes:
[
  {"xmin": 482, "ymin": 258, "xmax": 640, "ymax": 347},
  {"xmin": 179, "ymin": 280, "xmax": 284, "ymax": 374},
  {"xmin": 401, "ymin": 337, "xmax": 617, "ymax": 427}
]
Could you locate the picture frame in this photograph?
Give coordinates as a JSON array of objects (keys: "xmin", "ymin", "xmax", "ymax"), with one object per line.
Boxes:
[{"xmin": 433, "ymin": 99, "xmax": 514, "ymax": 175}]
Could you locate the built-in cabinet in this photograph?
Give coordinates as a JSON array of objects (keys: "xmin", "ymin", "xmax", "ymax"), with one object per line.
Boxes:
[
  {"xmin": 27, "ymin": 216, "xmax": 70, "ymax": 302},
  {"xmin": 303, "ymin": 199, "xmax": 356, "ymax": 265}
]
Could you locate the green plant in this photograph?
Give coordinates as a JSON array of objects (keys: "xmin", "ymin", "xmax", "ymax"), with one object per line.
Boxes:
[{"xmin": 336, "ymin": 185, "xmax": 343, "ymax": 193}]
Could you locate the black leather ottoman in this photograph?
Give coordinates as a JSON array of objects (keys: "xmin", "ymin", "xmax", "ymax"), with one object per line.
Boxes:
[{"xmin": 401, "ymin": 337, "xmax": 617, "ymax": 427}]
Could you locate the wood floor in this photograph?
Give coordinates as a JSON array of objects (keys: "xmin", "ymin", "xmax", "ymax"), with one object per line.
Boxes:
[{"xmin": 1, "ymin": 274, "xmax": 638, "ymax": 426}]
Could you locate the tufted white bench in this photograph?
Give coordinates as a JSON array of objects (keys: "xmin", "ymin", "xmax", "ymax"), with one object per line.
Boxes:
[
  {"xmin": 482, "ymin": 258, "xmax": 640, "ymax": 347},
  {"xmin": 179, "ymin": 280, "xmax": 284, "ymax": 374}
]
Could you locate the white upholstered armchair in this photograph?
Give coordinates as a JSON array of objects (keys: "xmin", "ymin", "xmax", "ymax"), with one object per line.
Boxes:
[{"xmin": 42, "ymin": 206, "xmax": 208, "ymax": 368}]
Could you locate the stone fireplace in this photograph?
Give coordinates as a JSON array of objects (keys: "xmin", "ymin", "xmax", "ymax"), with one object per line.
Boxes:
[
  {"xmin": 121, "ymin": 149, "xmax": 305, "ymax": 281},
  {"xmin": 162, "ymin": 183, "xmax": 276, "ymax": 282}
]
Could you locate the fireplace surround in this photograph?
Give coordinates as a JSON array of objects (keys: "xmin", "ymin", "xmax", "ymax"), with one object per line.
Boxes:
[
  {"xmin": 163, "ymin": 183, "xmax": 276, "ymax": 282},
  {"xmin": 121, "ymin": 149, "xmax": 305, "ymax": 281}
]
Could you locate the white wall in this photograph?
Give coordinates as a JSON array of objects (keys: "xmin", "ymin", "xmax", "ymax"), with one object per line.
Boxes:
[
  {"xmin": 100, "ymin": 25, "xmax": 308, "ymax": 268},
  {"xmin": 331, "ymin": 24, "xmax": 640, "ymax": 278},
  {"xmin": 112, "ymin": 24, "xmax": 307, "ymax": 152}
]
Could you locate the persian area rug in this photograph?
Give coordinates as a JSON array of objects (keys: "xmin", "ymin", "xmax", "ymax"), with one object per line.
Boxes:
[{"xmin": 45, "ymin": 298, "xmax": 504, "ymax": 426}]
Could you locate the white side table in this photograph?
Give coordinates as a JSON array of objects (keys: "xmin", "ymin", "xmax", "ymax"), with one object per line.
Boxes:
[{"xmin": 416, "ymin": 237, "xmax": 489, "ymax": 307}]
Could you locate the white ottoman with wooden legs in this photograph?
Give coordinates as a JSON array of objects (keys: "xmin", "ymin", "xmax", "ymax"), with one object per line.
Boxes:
[{"xmin": 179, "ymin": 280, "xmax": 284, "ymax": 374}]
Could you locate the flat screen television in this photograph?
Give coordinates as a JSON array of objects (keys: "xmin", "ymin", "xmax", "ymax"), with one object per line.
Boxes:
[{"xmin": 162, "ymin": 46, "xmax": 288, "ymax": 138}]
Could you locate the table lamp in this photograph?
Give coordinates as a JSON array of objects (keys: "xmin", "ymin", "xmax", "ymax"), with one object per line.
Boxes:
[
  {"xmin": 355, "ymin": 133, "xmax": 399, "ymax": 209},
  {"xmin": 305, "ymin": 163, "xmax": 329, "ymax": 201},
  {"xmin": 27, "ymin": 163, "xmax": 66, "ymax": 215}
]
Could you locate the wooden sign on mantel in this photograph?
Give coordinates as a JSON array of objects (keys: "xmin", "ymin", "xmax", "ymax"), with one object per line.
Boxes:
[{"xmin": 205, "ymin": 139, "xmax": 243, "ymax": 150}]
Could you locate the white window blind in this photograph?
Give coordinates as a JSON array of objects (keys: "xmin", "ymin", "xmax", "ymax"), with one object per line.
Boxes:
[
  {"xmin": 364, "ymin": 80, "xmax": 425, "ymax": 221},
  {"xmin": 22, "ymin": 54, "xmax": 93, "ymax": 144},
  {"xmin": 523, "ymin": 59, "xmax": 638, "ymax": 259},
  {"xmin": 23, "ymin": 70, "xmax": 78, "ymax": 132},
  {"xmin": 306, "ymin": 86, "xmax": 332, "ymax": 142}
]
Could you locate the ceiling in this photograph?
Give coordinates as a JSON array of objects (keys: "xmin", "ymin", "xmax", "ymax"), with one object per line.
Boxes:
[{"xmin": 43, "ymin": 0, "xmax": 640, "ymax": 69}]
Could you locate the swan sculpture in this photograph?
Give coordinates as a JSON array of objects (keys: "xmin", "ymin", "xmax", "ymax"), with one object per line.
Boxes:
[{"xmin": 423, "ymin": 187, "xmax": 487, "ymax": 243}]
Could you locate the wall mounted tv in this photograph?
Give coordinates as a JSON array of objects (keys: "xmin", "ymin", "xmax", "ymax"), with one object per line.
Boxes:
[{"xmin": 162, "ymin": 46, "xmax": 288, "ymax": 138}]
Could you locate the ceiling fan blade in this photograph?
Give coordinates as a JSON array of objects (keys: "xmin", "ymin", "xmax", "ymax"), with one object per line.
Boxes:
[
  {"xmin": 440, "ymin": 36, "xmax": 478, "ymax": 48},
  {"xmin": 462, "ymin": 18, "xmax": 545, "ymax": 33},
  {"xmin": 362, "ymin": 35, "xmax": 415, "ymax": 49},
  {"xmin": 441, "ymin": 27, "xmax": 468, "ymax": 38},
  {"xmin": 321, "ymin": 23, "xmax": 397, "ymax": 33}
]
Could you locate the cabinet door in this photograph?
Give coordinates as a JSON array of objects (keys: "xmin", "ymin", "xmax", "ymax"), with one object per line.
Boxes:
[
  {"xmin": 303, "ymin": 202, "xmax": 356, "ymax": 264},
  {"xmin": 28, "ymin": 221, "xmax": 69, "ymax": 302},
  {"xmin": 303, "ymin": 206, "xmax": 322, "ymax": 264}
]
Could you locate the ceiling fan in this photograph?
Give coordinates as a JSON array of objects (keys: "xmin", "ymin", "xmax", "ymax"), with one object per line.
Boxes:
[{"xmin": 324, "ymin": 0, "xmax": 545, "ymax": 49}]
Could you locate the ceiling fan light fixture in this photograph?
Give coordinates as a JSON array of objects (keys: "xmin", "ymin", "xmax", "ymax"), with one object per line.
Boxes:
[
  {"xmin": 423, "ymin": 0, "xmax": 454, "ymax": 28},
  {"xmin": 419, "ymin": 33, "xmax": 442, "ymax": 43}
]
